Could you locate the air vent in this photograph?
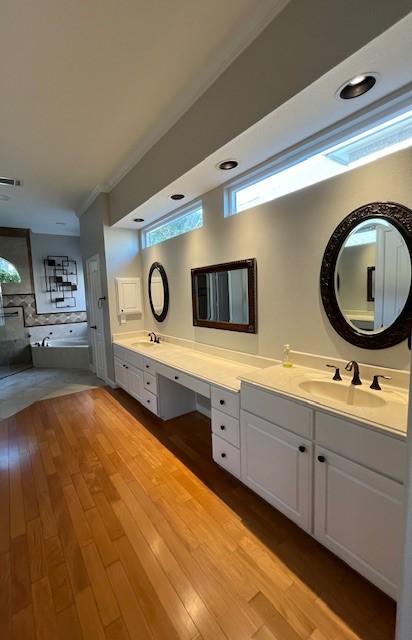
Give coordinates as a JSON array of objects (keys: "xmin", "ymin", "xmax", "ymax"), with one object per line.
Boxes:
[{"xmin": 0, "ymin": 176, "xmax": 22, "ymax": 187}]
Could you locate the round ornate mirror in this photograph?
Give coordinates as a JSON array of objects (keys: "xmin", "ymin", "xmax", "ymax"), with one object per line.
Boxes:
[
  {"xmin": 320, "ymin": 202, "xmax": 412, "ymax": 349},
  {"xmin": 148, "ymin": 262, "xmax": 169, "ymax": 322}
]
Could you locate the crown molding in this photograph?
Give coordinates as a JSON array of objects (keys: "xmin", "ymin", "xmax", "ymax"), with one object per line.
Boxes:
[{"xmin": 77, "ymin": 0, "xmax": 290, "ymax": 217}]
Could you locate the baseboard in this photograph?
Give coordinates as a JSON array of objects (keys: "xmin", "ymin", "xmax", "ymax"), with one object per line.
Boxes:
[{"xmin": 105, "ymin": 377, "xmax": 118, "ymax": 389}]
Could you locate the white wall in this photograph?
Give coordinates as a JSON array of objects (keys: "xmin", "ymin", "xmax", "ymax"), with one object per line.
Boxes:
[
  {"xmin": 31, "ymin": 233, "xmax": 86, "ymax": 313},
  {"xmin": 80, "ymin": 193, "xmax": 144, "ymax": 381},
  {"xmin": 109, "ymin": 0, "xmax": 411, "ymax": 224},
  {"xmin": 141, "ymin": 146, "xmax": 412, "ymax": 371},
  {"xmin": 103, "ymin": 226, "xmax": 144, "ymax": 337}
]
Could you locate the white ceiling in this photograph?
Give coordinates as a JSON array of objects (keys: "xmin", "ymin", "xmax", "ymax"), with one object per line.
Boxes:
[
  {"xmin": 0, "ymin": 0, "xmax": 288, "ymax": 235},
  {"xmin": 118, "ymin": 12, "xmax": 412, "ymax": 230}
]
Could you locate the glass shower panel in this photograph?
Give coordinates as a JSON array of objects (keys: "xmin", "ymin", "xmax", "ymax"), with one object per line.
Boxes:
[{"xmin": 0, "ymin": 305, "xmax": 32, "ymax": 380}]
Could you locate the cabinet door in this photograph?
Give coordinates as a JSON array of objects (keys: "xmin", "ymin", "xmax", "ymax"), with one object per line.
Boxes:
[
  {"xmin": 241, "ymin": 411, "xmax": 312, "ymax": 531},
  {"xmin": 314, "ymin": 446, "xmax": 403, "ymax": 598},
  {"xmin": 128, "ymin": 365, "xmax": 144, "ymax": 402},
  {"xmin": 114, "ymin": 357, "xmax": 129, "ymax": 391}
]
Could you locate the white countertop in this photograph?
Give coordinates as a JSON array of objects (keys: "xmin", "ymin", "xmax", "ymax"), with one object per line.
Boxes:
[
  {"xmin": 113, "ymin": 336, "xmax": 262, "ymax": 391},
  {"xmin": 113, "ymin": 334, "xmax": 409, "ymax": 437},
  {"xmin": 240, "ymin": 364, "xmax": 409, "ymax": 437}
]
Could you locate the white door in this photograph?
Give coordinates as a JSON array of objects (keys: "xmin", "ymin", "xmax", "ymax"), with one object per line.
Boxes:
[
  {"xmin": 374, "ymin": 226, "xmax": 410, "ymax": 329},
  {"xmin": 314, "ymin": 446, "xmax": 403, "ymax": 598},
  {"xmin": 86, "ymin": 255, "xmax": 107, "ymax": 381},
  {"xmin": 240, "ymin": 411, "xmax": 312, "ymax": 531},
  {"xmin": 128, "ymin": 365, "xmax": 144, "ymax": 402}
]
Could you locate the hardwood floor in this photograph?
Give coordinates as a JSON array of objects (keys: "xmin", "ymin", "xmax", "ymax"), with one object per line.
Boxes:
[{"xmin": 0, "ymin": 386, "xmax": 396, "ymax": 639}]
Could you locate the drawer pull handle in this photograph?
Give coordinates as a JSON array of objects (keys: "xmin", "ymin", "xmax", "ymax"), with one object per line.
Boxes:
[
  {"xmin": 220, "ymin": 425, "xmax": 225, "ymax": 431},
  {"xmin": 174, "ymin": 376, "xmax": 179, "ymax": 380},
  {"xmin": 298, "ymin": 445, "xmax": 306, "ymax": 453},
  {"xmin": 221, "ymin": 452, "xmax": 226, "ymax": 458},
  {"xmin": 146, "ymin": 381, "xmax": 150, "ymax": 385},
  {"xmin": 147, "ymin": 399, "xmax": 150, "ymax": 404},
  {"xmin": 219, "ymin": 399, "xmax": 225, "ymax": 405},
  {"xmin": 146, "ymin": 364, "xmax": 150, "ymax": 368},
  {"xmin": 124, "ymin": 366, "xmax": 128, "ymax": 369},
  {"xmin": 317, "ymin": 455, "xmax": 326, "ymax": 463}
]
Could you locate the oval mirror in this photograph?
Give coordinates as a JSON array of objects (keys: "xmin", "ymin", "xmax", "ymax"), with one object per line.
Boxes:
[
  {"xmin": 320, "ymin": 202, "xmax": 412, "ymax": 349},
  {"xmin": 148, "ymin": 262, "xmax": 169, "ymax": 322}
]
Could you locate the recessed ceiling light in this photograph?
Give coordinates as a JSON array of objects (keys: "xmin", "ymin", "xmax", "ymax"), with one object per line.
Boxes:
[
  {"xmin": 218, "ymin": 159, "xmax": 238, "ymax": 170},
  {"xmin": 338, "ymin": 74, "xmax": 377, "ymax": 100},
  {"xmin": 134, "ymin": 218, "xmax": 144, "ymax": 222},
  {"xmin": 0, "ymin": 194, "xmax": 10, "ymax": 201},
  {"xmin": 170, "ymin": 193, "xmax": 185, "ymax": 200}
]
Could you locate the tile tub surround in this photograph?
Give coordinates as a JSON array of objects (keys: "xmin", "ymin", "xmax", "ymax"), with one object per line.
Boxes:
[
  {"xmin": 0, "ymin": 367, "xmax": 104, "ymax": 419},
  {"xmin": 3, "ymin": 293, "xmax": 87, "ymax": 326},
  {"xmin": 28, "ymin": 321, "xmax": 88, "ymax": 342}
]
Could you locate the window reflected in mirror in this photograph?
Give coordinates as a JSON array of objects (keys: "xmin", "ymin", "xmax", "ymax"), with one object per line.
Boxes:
[
  {"xmin": 191, "ymin": 259, "xmax": 256, "ymax": 333},
  {"xmin": 148, "ymin": 262, "xmax": 169, "ymax": 322},
  {"xmin": 150, "ymin": 267, "xmax": 165, "ymax": 315},
  {"xmin": 335, "ymin": 218, "xmax": 411, "ymax": 334},
  {"xmin": 196, "ymin": 268, "xmax": 249, "ymax": 324}
]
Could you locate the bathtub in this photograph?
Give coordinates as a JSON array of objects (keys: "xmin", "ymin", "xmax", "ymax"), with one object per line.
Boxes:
[{"xmin": 31, "ymin": 336, "xmax": 90, "ymax": 369}]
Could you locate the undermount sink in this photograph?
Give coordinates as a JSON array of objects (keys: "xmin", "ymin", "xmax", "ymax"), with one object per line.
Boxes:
[
  {"xmin": 131, "ymin": 340, "xmax": 156, "ymax": 348},
  {"xmin": 298, "ymin": 379, "xmax": 386, "ymax": 408}
]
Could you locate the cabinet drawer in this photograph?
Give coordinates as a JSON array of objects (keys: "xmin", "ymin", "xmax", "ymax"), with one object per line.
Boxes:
[
  {"xmin": 143, "ymin": 357, "xmax": 155, "ymax": 374},
  {"xmin": 143, "ymin": 371, "xmax": 157, "ymax": 395},
  {"xmin": 113, "ymin": 344, "xmax": 143, "ymax": 370},
  {"xmin": 156, "ymin": 362, "xmax": 210, "ymax": 398},
  {"xmin": 211, "ymin": 386, "xmax": 239, "ymax": 418},
  {"xmin": 212, "ymin": 434, "xmax": 240, "ymax": 478},
  {"xmin": 211, "ymin": 408, "xmax": 240, "ymax": 448},
  {"xmin": 241, "ymin": 382, "xmax": 313, "ymax": 438},
  {"xmin": 315, "ymin": 411, "xmax": 406, "ymax": 483},
  {"xmin": 142, "ymin": 389, "xmax": 158, "ymax": 415}
]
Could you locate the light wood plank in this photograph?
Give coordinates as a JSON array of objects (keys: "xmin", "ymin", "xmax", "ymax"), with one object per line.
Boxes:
[{"xmin": 81, "ymin": 542, "xmax": 120, "ymax": 626}]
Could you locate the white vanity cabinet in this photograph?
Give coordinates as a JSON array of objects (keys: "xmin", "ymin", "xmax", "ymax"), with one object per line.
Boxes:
[
  {"xmin": 314, "ymin": 445, "xmax": 403, "ymax": 598},
  {"xmin": 239, "ymin": 381, "xmax": 406, "ymax": 597},
  {"xmin": 313, "ymin": 410, "xmax": 405, "ymax": 598},
  {"xmin": 240, "ymin": 411, "xmax": 312, "ymax": 530},
  {"xmin": 114, "ymin": 357, "xmax": 144, "ymax": 402}
]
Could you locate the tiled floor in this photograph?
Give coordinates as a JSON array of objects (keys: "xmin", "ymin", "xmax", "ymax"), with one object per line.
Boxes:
[
  {"xmin": 0, "ymin": 363, "xmax": 32, "ymax": 381},
  {"xmin": 0, "ymin": 367, "xmax": 104, "ymax": 419}
]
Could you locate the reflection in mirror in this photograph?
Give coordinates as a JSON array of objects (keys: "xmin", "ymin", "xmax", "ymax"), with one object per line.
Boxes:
[
  {"xmin": 196, "ymin": 269, "xmax": 249, "ymax": 324},
  {"xmin": 192, "ymin": 259, "xmax": 256, "ymax": 333},
  {"xmin": 148, "ymin": 262, "xmax": 169, "ymax": 322},
  {"xmin": 150, "ymin": 268, "xmax": 165, "ymax": 315},
  {"xmin": 335, "ymin": 218, "xmax": 411, "ymax": 334}
]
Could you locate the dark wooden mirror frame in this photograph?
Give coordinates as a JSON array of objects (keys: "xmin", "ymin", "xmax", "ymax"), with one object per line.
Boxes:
[
  {"xmin": 320, "ymin": 201, "xmax": 412, "ymax": 350},
  {"xmin": 191, "ymin": 258, "xmax": 257, "ymax": 333},
  {"xmin": 148, "ymin": 262, "xmax": 169, "ymax": 323}
]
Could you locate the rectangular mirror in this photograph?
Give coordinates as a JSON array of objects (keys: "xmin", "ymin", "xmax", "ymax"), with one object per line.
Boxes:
[{"xmin": 191, "ymin": 258, "xmax": 256, "ymax": 333}]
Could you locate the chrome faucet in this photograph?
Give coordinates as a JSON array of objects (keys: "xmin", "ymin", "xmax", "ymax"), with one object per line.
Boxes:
[
  {"xmin": 345, "ymin": 360, "xmax": 362, "ymax": 385},
  {"xmin": 41, "ymin": 336, "xmax": 50, "ymax": 347}
]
